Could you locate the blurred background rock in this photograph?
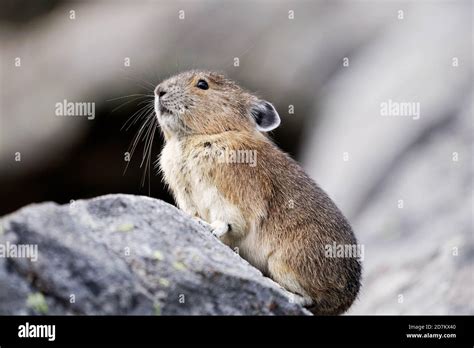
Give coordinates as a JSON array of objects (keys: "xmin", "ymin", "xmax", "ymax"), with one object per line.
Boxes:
[{"xmin": 0, "ymin": 0, "xmax": 472, "ymax": 314}]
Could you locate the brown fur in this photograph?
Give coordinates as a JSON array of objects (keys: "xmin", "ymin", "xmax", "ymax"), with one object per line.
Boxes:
[{"xmin": 155, "ymin": 70, "xmax": 361, "ymax": 315}]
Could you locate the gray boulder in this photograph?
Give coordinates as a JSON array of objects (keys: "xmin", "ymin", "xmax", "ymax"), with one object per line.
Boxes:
[{"xmin": 0, "ymin": 194, "xmax": 309, "ymax": 315}]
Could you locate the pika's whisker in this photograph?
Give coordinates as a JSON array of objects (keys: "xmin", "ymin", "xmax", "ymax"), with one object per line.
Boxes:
[
  {"xmin": 110, "ymin": 95, "xmax": 152, "ymax": 113},
  {"xmin": 140, "ymin": 117, "xmax": 158, "ymax": 191},
  {"xmin": 129, "ymin": 115, "xmax": 154, "ymax": 159},
  {"xmin": 129, "ymin": 104, "xmax": 155, "ymax": 128},
  {"xmin": 123, "ymin": 112, "xmax": 155, "ymax": 175},
  {"xmin": 106, "ymin": 94, "xmax": 153, "ymax": 102},
  {"xmin": 140, "ymin": 116, "xmax": 156, "ymax": 167},
  {"xmin": 121, "ymin": 102, "xmax": 154, "ymax": 131},
  {"xmin": 120, "ymin": 74, "xmax": 156, "ymax": 92}
]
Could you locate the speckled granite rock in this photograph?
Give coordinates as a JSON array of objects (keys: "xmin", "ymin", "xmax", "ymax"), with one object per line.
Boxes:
[{"xmin": 0, "ymin": 194, "xmax": 309, "ymax": 315}]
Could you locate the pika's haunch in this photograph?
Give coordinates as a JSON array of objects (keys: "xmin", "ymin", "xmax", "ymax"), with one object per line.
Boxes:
[{"xmin": 154, "ymin": 70, "xmax": 361, "ymax": 315}]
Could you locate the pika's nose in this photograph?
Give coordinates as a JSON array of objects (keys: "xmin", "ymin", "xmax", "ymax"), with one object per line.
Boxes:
[{"xmin": 155, "ymin": 86, "xmax": 166, "ymax": 98}]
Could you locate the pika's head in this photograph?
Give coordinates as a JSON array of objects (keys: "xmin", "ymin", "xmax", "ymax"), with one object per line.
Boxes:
[{"xmin": 154, "ymin": 70, "xmax": 280, "ymax": 138}]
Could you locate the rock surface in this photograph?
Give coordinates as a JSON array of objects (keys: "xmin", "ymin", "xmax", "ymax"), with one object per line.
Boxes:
[{"xmin": 0, "ymin": 194, "xmax": 309, "ymax": 315}]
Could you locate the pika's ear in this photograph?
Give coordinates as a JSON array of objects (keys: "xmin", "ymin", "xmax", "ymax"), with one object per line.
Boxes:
[{"xmin": 251, "ymin": 100, "xmax": 281, "ymax": 132}]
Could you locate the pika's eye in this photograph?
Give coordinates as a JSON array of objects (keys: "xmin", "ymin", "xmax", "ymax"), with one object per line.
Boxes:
[{"xmin": 196, "ymin": 79, "xmax": 209, "ymax": 90}]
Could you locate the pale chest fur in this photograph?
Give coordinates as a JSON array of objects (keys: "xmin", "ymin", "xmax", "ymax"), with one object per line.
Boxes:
[
  {"xmin": 159, "ymin": 138, "xmax": 270, "ymax": 272},
  {"xmin": 160, "ymin": 138, "xmax": 244, "ymax": 227}
]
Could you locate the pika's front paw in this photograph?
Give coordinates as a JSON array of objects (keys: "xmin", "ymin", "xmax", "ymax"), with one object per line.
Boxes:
[
  {"xmin": 210, "ymin": 220, "xmax": 230, "ymax": 238},
  {"xmin": 193, "ymin": 218, "xmax": 229, "ymax": 239}
]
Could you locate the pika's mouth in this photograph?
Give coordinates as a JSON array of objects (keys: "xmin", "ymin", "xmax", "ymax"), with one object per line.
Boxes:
[
  {"xmin": 159, "ymin": 103, "xmax": 171, "ymax": 115},
  {"xmin": 154, "ymin": 96, "xmax": 172, "ymax": 117}
]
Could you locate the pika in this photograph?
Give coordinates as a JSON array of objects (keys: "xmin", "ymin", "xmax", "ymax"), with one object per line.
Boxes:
[{"xmin": 154, "ymin": 70, "xmax": 361, "ymax": 315}]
